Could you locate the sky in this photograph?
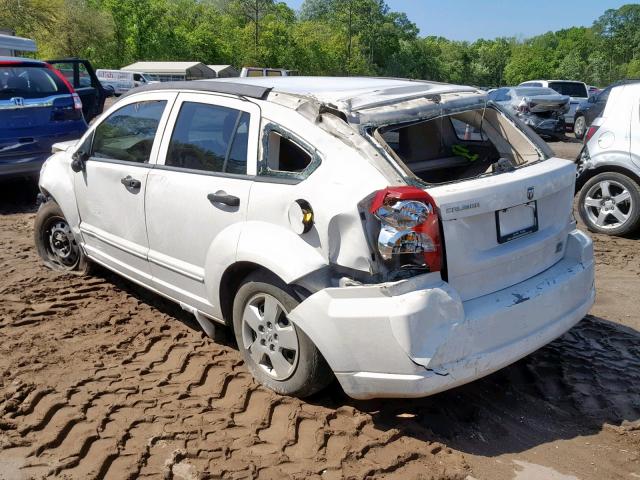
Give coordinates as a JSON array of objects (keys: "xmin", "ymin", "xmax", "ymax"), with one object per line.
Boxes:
[{"xmin": 283, "ymin": 0, "xmax": 631, "ymax": 42}]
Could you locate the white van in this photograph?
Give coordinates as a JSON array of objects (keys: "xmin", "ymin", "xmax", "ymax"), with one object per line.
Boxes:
[{"xmin": 96, "ymin": 69, "xmax": 154, "ymax": 95}]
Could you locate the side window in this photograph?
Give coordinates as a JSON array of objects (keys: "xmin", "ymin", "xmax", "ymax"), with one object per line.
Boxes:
[
  {"xmin": 450, "ymin": 118, "xmax": 488, "ymax": 142},
  {"xmin": 597, "ymin": 88, "xmax": 610, "ymax": 104},
  {"xmin": 263, "ymin": 129, "xmax": 313, "ymax": 175},
  {"xmin": 166, "ymin": 102, "xmax": 250, "ymax": 175},
  {"xmin": 92, "ymin": 100, "xmax": 167, "ymax": 163}
]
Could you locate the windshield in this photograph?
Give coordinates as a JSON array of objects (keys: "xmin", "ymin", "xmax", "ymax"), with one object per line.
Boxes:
[
  {"xmin": 515, "ymin": 87, "xmax": 559, "ymax": 97},
  {"xmin": 548, "ymin": 82, "xmax": 588, "ymax": 98},
  {"xmin": 0, "ymin": 65, "xmax": 70, "ymax": 100}
]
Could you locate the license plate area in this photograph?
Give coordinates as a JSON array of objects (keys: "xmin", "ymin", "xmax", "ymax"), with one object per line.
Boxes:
[{"xmin": 496, "ymin": 201, "xmax": 538, "ymax": 244}]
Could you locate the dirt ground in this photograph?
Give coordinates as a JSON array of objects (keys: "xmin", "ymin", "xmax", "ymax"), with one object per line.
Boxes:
[{"xmin": 0, "ymin": 138, "xmax": 638, "ymax": 480}]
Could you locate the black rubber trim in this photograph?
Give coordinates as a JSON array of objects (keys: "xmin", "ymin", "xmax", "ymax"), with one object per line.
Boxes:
[{"xmin": 120, "ymin": 81, "xmax": 272, "ymax": 100}]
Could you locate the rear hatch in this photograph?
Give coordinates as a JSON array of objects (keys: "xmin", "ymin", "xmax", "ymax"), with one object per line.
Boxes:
[
  {"xmin": 0, "ymin": 61, "xmax": 83, "ymax": 160},
  {"xmin": 429, "ymin": 157, "xmax": 575, "ymax": 301},
  {"xmin": 526, "ymin": 94, "xmax": 569, "ymax": 114}
]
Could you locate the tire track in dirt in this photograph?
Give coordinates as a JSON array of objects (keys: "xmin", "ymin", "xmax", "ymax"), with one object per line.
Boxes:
[
  {"xmin": 2, "ymin": 194, "xmax": 639, "ymax": 480},
  {"xmin": 0, "ymin": 211, "xmax": 467, "ymax": 479}
]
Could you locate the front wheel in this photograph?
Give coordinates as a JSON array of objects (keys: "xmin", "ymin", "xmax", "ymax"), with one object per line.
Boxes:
[
  {"xmin": 34, "ymin": 200, "xmax": 91, "ymax": 274},
  {"xmin": 578, "ymin": 172, "xmax": 640, "ymax": 236},
  {"xmin": 232, "ymin": 272, "xmax": 332, "ymax": 397},
  {"xmin": 574, "ymin": 115, "xmax": 587, "ymax": 140}
]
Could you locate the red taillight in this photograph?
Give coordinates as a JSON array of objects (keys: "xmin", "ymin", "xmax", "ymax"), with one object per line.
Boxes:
[
  {"xmin": 370, "ymin": 186, "xmax": 442, "ymax": 273},
  {"xmin": 585, "ymin": 125, "xmax": 599, "ymax": 143},
  {"xmin": 46, "ymin": 63, "xmax": 75, "ymax": 93}
]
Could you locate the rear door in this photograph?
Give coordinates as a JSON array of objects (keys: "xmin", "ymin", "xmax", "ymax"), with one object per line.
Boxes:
[
  {"xmin": 74, "ymin": 92, "xmax": 175, "ymax": 284},
  {"xmin": 145, "ymin": 92, "xmax": 260, "ymax": 315}
]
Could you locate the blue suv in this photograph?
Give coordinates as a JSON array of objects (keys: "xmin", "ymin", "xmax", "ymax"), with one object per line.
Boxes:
[{"xmin": 1, "ymin": 57, "xmax": 88, "ymax": 179}]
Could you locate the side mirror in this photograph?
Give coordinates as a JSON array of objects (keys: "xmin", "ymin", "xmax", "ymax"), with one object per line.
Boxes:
[
  {"xmin": 71, "ymin": 148, "xmax": 89, "ymax": 172},
  {"xmin": 588, "ymin": 95, "xmax": 596, "ymax": 103}
]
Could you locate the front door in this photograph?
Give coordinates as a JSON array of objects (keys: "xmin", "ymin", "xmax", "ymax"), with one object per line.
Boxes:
[
  {"xmin": 74, "ymin": 92, "xmax": 175, "ymax": 285},
  {"xmin": 145, "ymin": 92, "xmax": 260, "ymax": 316}
]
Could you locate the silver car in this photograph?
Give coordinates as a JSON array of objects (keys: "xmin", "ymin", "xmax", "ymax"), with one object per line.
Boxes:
[
  {"xmin": 576, "ymin": 82, "xmax": 640, "ymax": 235},
  {"xmin": 488, "ymin": 86, "xmax": 569, "ymax": 139},
  {"xmin": 519, "ymin": 80, "xmax": 589, "ymax": 129}
]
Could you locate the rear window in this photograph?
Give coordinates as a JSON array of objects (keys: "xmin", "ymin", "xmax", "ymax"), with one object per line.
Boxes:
[
  {"xmin": 548, "ymin": 82, "xmax": 587, "ymax": 98},
  {"xmin": 0, "ymin": 65, "xmax": 69, "ymax": 99}
]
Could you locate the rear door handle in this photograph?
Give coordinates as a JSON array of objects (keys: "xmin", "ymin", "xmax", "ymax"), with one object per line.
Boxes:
[
  {"xmin": 207, "ymin": 192, "xmax": 240, "ymax": 207},
  {"xmin": 120, "ymin": 175, "xmax": 141, "ymax": 189}
]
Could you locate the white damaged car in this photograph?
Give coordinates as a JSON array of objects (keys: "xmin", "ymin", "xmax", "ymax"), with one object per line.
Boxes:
[{"xmin": 35, "ymin": 77, "xmax": 595, "ymax": 399}]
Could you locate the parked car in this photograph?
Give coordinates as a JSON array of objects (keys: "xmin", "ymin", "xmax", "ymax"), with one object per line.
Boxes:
[
  {"xmin": 47, "ymin": 58, "xmax": 113, "ymax": 123},
  {"xmin": 588, "ymin": 85, "xmax": 601, "ymax": 96},
  {"xmin": 0, "ymin": 56, "xmax": 87, "ymax": 180},
  {"xmin": 519, "ymin": 80, "xmax": 589, "ymax": 130},
  {"xmin": 488, "ymin": 86, "xmax": 569, "ymax": 139},
  {"xmin": 34, "ymin": 77, "xmax": 595, "ymax": 399},
  {"xmin": 240, "ymin": 67, "xmax": 298, "ymax": 77},
  {"xmin": 574, "ymin": 80, "xmax": 640, "ymax": 140},
  {"xmin": 576, "ymin": 82, "xmax": 640, "ymax": 235},
  {"xmin": 96, "ymin": 69, "xmax": 155, "ymax": 95}
]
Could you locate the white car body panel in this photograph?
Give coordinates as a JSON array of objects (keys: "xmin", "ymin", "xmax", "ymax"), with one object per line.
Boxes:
[
  {"xmin": 38, "ymin": 77, "xmax": 595, "ymax": 399},
  {"xmin": 290, "ymin": 230, "xmax": 594, "ymax": 399}
]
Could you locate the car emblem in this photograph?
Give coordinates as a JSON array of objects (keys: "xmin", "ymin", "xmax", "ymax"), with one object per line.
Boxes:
[
  {"xmin": 527, "ymin": 187, "xmax": 535, "ymax": 200},
  {"xmin": 11, "ymin": 97, "xmax": 25, "ymax": 107}
]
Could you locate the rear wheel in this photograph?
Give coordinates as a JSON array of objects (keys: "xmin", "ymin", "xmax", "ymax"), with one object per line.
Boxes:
[
  {"xmin": 574, "ymin": 115, "xmax": 587, "ymax": 140},
  {"xmin": 34, "ymin": 200, "xmax": 91, "ymax": 274},
  {"xmin": 578, "ymin": 172, "xmax": 640, "ymax": 235},
  {"xmin": 232, "ymin": 272, "xmax": 332, "ymax": 397}
]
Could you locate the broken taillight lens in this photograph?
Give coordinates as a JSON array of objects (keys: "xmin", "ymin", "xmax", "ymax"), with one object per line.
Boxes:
[
  {"xmin": 370, "ymin": 186, "xmax": 442, "ymax": 273},
  {"xmin": 585, "ymin": 125, "xmax": 599, "ymax": 143}
]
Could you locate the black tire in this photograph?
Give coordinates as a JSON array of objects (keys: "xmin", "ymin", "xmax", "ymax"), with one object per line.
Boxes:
[
  {"xmin": 573, "ymin": 115, "xmax": 587, "ymax": 140},
  {"xmin": 34, "ymin": 200, "xmax": 91, "ymax": 274},
  {"xmin": 232, "ymin": 271, "xmax": 332, "ymax": 397},
  {"xmin": 578, "ymin": 172, "xmax": 640, "ymax": 236}
]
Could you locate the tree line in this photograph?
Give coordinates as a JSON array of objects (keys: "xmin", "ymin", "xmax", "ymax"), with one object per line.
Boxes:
[{"xmin": 2, "ymin": 0, "xmax": 639, "ymax": 87}]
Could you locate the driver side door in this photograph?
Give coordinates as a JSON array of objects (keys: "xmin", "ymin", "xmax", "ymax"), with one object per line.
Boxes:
[{"xmin": 74, "ymin": 92, "xmax": 176, "ymax": 285}]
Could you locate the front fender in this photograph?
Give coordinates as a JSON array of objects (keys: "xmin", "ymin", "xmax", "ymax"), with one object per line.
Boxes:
[
  {"xmin": 204, "ymin": 220, "xmax": 327, "ymax": 319},
  {"xmin": 38, "ymin": 153, "xmax": 80, "ymax": 235}
]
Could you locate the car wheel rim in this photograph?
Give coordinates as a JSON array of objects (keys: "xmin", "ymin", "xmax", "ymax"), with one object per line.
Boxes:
[
  {"xmin": 584, "ymin": 180, "xmax": 632, "ymax": 230},
  {"xmin": 574, "ymin": 117, "xmax": 585, "ymax": 137},
  {"xmin": 43, "ymin": 217, "xmax": 80, "ymax": 268},
  {"xmin": 241, "ymin": 293, "xmax": 299, "ymax": 381}
]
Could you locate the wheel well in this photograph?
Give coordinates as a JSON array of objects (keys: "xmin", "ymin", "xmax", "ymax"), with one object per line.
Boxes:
[
  {"xmin": 219, "ymin": 262, "xmax": 283, "ymax": 328},
  {"xmin": 576, "ymin": 165, "xmax": 640, "ymax": 192}
]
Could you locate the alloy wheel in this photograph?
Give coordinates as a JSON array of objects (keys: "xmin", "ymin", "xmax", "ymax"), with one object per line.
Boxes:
[
  {"xmin": 241, "ymin": 293, "xmax": 299, "ymax": 380},
  {"xmin": 583, "ymin": 179, "xmax": 632, "ymax": 230}
]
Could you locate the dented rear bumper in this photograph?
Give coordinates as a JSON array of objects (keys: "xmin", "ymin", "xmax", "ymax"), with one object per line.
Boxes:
[{"xmin": 288, "ymin": 229, "xmax": 595, "ymax": 399}]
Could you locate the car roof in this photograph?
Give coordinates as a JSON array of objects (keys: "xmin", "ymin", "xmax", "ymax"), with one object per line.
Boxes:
[
  {"xmin": 0, "ymin": 56, "xmax": 47, "ymax": 66},
  {"xmin": 126, "ymin": 76, "xmax": 479, "ymax": 112},
  {"xmin": 521, "ymin": 80, "xmax": 586, "ymax": 84}
]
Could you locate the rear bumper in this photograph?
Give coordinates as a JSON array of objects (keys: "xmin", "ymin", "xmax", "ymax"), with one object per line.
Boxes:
[
  {"xmin": 289, "ymin": 230, "xmax": 594, "ymax": 399},
  {"xmin": 522, "ymin": 115, "xmax": 566, "ymax": 138}
]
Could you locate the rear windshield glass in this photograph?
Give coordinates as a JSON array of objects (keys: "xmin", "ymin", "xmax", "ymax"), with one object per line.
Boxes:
[
  {"xmin": 548, "ymin": 82, "xmax": 587, "ymax": 97},
  {"xmin": 0, "ymin": 65, "xmax": 69, "ymax": 100},
  {"xmin": 515, "ymin": 87, "xmax": 558, "ymax": 97}
]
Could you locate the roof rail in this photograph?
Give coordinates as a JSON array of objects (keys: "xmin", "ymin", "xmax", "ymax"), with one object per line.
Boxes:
[{"xmin": 120, "ymin": 80, "xmax": 272, "ymax": 100}]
